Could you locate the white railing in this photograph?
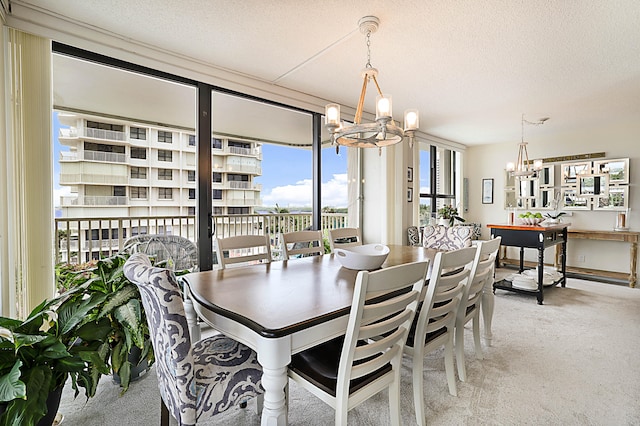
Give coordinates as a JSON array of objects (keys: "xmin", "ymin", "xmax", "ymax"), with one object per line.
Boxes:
[
  {"xmin": 85, "ymin": 127, "xmax": 126, "ymax": 141},
  {"xmin": 55, "ymin": 213, "xmax": 349, "ymax": 265},
  {"xmin": 60, "ymin": 196, "xmax": 128, "ymax": 206},
  {"xmin": 83, "ymin": 151, "xmax": 127, "ymax": 163},
  {"xmin": 59, "ymin": 173, "xmax": 128, "ymax": 185}
]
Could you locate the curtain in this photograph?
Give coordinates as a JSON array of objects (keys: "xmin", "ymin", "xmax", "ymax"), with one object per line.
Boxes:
[{"xmin": 2, "ymin": 27, "xmax": 53, "ymax": 317}]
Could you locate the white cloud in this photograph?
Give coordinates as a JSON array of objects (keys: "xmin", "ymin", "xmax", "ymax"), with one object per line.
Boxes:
[{"xmin": 262, "ymin": 173, "xmax": 348, "ymax": 208}]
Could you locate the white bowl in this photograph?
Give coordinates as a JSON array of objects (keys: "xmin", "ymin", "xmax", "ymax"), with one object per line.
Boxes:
[
  {"xmin": 516, "ymin": 217, "xmax": 544, "ymax": 226},
  {"xmin": 511, "ymin": 275, "xmax": 538, "ymax": 290},
  {"xmin": 334, "ymin": 244, "xmax": 390, "ymax": 270}
]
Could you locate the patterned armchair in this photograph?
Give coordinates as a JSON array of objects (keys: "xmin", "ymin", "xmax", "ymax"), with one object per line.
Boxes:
[
  {"xmin": 422, "ymin": 225, "xmax": 473, "ymax": 251},
  {"xmin": 123, "ymin": 253, "xmax": 263, "ymax": 426}
]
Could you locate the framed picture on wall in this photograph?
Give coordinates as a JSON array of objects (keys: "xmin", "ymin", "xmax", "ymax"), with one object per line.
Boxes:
[{"xmin": 482, "ymin": 178, "xmax": 494, "ymax": 204}]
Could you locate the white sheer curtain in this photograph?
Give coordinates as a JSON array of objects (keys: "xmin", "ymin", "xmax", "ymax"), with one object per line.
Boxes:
[{"xmin": 1, "ymin": 27, "xmax": 53, "ymax": 317}]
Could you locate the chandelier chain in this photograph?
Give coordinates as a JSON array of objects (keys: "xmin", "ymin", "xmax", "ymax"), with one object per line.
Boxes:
[{"xmin": 365, "ymin": 30, "xmax": 372, "ymax": 69}]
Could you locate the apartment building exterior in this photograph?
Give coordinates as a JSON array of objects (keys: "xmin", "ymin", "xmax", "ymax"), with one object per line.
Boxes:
[{"xmin": 56, "ymin": 111, "xmax": 262, "ymax": 262}]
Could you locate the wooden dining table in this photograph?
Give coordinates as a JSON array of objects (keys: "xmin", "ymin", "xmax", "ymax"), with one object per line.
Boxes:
[{"xmin": 182, "ymin": 244, "xmax": 481, "ymax": 425}]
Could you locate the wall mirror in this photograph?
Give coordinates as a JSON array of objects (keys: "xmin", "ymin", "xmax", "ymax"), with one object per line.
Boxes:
[
  {"xmin": 518, "ymin": 177, "xmax": 539, "ymax": 199},
  {"xmin": 561, "ymin": 162, "xmax": 591, "ymax": 185},
  {"xmin": 504, "ymin": 190, "xmax": 525, "ymax": 209},
  {"xmin": 504, "ymin": 170, "xmax": 516, "ymax": 188},
  {"xmin": 536, "ymin": 188, "xmax": 555, "ymax": 209},
  {"xmin": 537, "ymin": 165, "xmax": 554, "ymax": 186},
  {"xmin": 594, "ymin": 186, "xmax": 628, "ymax": 210},
  {"xmin": 578, "ymin": 174, "xmax": 609, "ymax": 197},
  {"xmin": 562, "ymin": 188, "xmax": 591, "ymax": 210},
  {"xmin": 594, "ymin": 158, "xmax": 629, "ymax": 184}
]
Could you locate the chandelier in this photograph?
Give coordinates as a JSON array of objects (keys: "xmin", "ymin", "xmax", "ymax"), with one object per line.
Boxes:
[
  {"xmin": 325, "ymin": 16, "xmax": 419, "ymax": 153},
  {"xmin": 506, "ymin": 114, "xmax": 548, "ymax": 177}
]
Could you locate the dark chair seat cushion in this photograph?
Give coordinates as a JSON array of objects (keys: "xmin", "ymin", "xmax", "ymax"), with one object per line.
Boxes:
[{"xmin": 290, "ymin": 336, "xmax": 392, "ymax": 397}]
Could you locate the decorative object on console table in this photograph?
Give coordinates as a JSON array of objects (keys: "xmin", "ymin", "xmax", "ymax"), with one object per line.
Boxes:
[{"xmin": 615, "ymin": 208, "xmax": 630, "ymax": 231}]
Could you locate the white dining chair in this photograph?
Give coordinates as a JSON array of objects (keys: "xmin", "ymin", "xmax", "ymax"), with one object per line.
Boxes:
[
  {"xmin": 328, "ymin": 227, "xmax": 362, "ymax": 252},
  {"xmin": 404, "ymin": 247, "xmax": 475, "ymax": 426},
  {"xmin": 215, "ymin": 235, "xmax": 271, "ymax": 269},
  {"xmin": 281, "ymin": 230, "xmax": 324, "ymax": 260},
  {"xmin": 455, "ymin": 236, "xmax": 502, "ymax": 382},
  {"xmin": 288, "ymin": 260, "xmax": 429, "ymax": 426}
]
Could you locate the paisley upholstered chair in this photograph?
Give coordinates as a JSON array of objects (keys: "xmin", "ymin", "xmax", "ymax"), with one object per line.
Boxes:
[
  {"xmin": 123, "ymin": 253, "xmax": 263, "ymax": 426},
  {"xmin": 422, "ymin": 225, "xmax": 472, "ymax": 251},
  {"xmin": 407, "ymin": 226, "xmax": 421, "ymax": 246}
]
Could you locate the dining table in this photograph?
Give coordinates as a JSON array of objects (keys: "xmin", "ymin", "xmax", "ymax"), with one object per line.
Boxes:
[{"xmin": 182, "ymin": 244, "xmax": 489, "ymax": 425}]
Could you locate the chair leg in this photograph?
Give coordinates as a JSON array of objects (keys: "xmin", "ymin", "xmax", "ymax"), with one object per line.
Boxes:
[
  {"xmin": 455, "ymin": 323, "xmax": 467, "ymax": 382},
  {"xmin": 160, "ymin": 398, "xmax": 170, "ymax": 426},
  {"xmin": 472, "ymin": 312, "xmax": 483, "ymax": 360},
  {"xmin": 256, "ymin": 394, "xmax": 264, "ymax": 415},
  {"xmin": 412, "ymin": 351, "xmax": 427, "ymax": 426},
  {"xmin": 444, "ymin": 336, "xmax": 458, "ymax": 397},
  {"xmin": 388, "ymin": 371, "xmax": 402, "ymax": 426}
]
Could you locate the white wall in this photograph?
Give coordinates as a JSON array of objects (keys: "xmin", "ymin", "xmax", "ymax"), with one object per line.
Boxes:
[{"xmin": 465, "ymin": 116, "xmax": 640, "ymax": 275}]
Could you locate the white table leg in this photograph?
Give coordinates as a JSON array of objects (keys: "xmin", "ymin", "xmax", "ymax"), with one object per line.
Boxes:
[
  {"xmin": 481, "ymin": 280, "xmax": 494, "ymax": 346},
  {"xmin": 257, "ymin": 337, "xmax": 291, "ymax": 426}
]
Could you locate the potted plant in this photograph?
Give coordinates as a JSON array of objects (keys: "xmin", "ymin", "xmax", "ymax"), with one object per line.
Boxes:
[
  {"xmin": 0, "ymin": 287, "xmax": 112, "ymax": 425},
  {"xmin": 437, "ymin": 205, "xmax": 465, "ymax": 227},
  {"xmin": 56, "ymin": 252, "xmax": 154, "ymax": 393}
]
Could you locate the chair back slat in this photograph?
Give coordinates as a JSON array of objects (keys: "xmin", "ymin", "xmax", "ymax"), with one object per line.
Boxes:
[
  {"xmin": 282, "ymin": 230, "xmax": 324, "ymax": 259},
  {"xmin": 216, "ymin": 235, "xmax": 271, "ymax": 269},
  {"xmin": 328, "ymin": 227, "xmax": 362, "ymax": 252}
]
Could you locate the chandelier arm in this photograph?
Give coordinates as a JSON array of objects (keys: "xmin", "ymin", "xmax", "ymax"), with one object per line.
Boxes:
[
  {"xmin": 371, "ymin": 74, "xmax": 383, "ymax": 97},
  {"xmin": 354, "ymin": 74, "xmax": 368, "ymax": 125}
]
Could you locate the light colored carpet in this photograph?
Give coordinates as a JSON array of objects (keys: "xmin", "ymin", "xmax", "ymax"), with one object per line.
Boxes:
[{"xmin": 58, "ymin": 274, "xmax": 640, "ymax": 425}]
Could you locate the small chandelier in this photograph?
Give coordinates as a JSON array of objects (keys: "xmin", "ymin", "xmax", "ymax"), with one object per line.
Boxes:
[
  {"xmin": 325, "ymin": 16, "xmax": 419, "ymax": 153},
  {"xmin": 506, "ymin": 113, "xmax": 548, "ymax": 177}
]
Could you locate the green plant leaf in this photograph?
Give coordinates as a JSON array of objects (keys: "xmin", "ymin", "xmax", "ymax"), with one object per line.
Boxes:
[
  {"xmin": 113, "ymin": 299, "xmax": 145, "ymax": 349},
  {"xmin": 97, "ymin": 284, "xmax": 139, "ymax": 320},
  {"xmin": 0, "ymin": 361, "xmax": 26, "ymax": 403}
]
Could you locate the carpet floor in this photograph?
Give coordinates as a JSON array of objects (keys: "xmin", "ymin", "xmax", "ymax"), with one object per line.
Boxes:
[{"xmin": 57, "ymin": 274, "xmax": 640, "ymax": 425}]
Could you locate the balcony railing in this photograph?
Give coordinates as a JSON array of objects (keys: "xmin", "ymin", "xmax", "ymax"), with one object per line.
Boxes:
[
  {"xmin": 59, "ymin": 173, "xmax": 128, "ymax": 185},
  {"xmin": 85, "ymin": 127, "xmax": 126, "ymax": 141},
  {"xmin": 55, "ymin": 213, "xmax": 349, "ymax": 265},
  {"xmin": 60, "ymin": 196, "xmax": 129, "ymax": 206}
]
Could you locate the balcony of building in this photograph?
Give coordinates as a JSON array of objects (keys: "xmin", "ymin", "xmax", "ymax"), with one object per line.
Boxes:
[
  {"xmin": 59, "ymin": 173, "xmax": 129, "ymax": 186},
  {"xmin": 60, "ymin": 195, "xmax": 129, "ymax": 206}
]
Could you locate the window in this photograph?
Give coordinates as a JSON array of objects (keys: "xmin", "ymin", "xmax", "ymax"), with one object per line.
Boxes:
[
  {"xmin": 212, "ymin": 189, "xmax": 222, "ymax": 200},
  {"xmin": 158, "ymin": 131, "xmax": 173, "ymax": 143},
  {"xmin": 113, "ymin": 186, "xmax": 126, "ymax": 197},
  {"xmin": 188, "ymin": 134, "xmax": 196, "ymax": 146},
  {"xmin": 189, "ymin": 188, "xmax": 196, "ymax": 199},
  {"xmin": 228, "ymin": 207, "xmax": 250, "ymax": 215},
  {"xmin": 419, "ymin": 144, "xmax": 461, "ymax": 226},
  {"xmin": 84, "ymin": 142, "xmax": 125, "ymax": 154},
  {"xmin": 130, "ymin": 127, "xmax": 147, "ymax": 140},
  {"xmin": 131, "ymin": 147, "xmax": 147, "ymax": 159},
  {"xmin": 158, "ymin": 150, "xmax": 172, "ymax": 162},
  {"xmin": 188, "ymin": 170, "xmax": 196, "ymax": 182},
  {"xmin": 131, "ymin": 167, "xmax": 147, "ymax": 179},
  {"xmin": 159, "ymin": 188, "xmax": 173, "ymax": 200},
  {"xmin": 212, "ymin": 172, "xmax": 222, "ymax": 183},
  {"xmin": 212, "ymin": 138, "xmax": 222, "ymax": 149},
  {"xmin": 130, "ymin": 187, "xmax": 147, "ymax": 199},
  {"xmin": 188, "ymin": 207, "xmax": 196, "ymax": 215},
  {"xmin": 213, "ymin": 207, "xmax": 224, "ymax": 215},
  {"xmin": 158, "ymin": 168, "xmax": 173, "ymax": 180},
  {"xmin": 228, "ymin": 173, "xmax": 249, "ymax": 182},
  {"xmin": 87, "ymin": 121, "xmax": 123, "ymax": 132}
]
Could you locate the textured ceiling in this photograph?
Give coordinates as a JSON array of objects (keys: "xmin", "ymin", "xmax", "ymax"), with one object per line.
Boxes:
[{"xmin": 14, "ymin": 0, "xmax": 640, "ymax": 146}]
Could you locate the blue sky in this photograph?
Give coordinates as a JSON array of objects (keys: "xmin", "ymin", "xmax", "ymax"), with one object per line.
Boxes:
[{"xmin": 53, "ymin": 113, "xmax": 348, "ymax": 209}]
